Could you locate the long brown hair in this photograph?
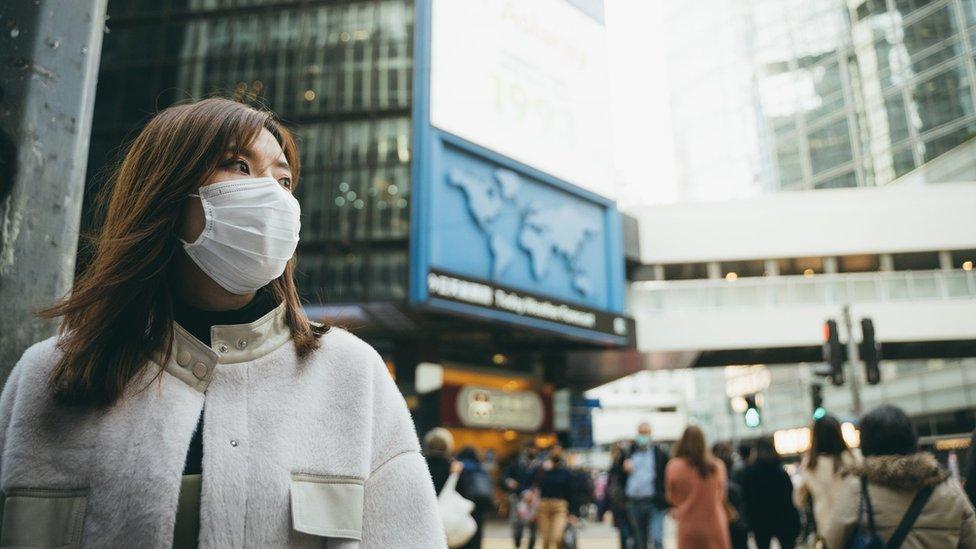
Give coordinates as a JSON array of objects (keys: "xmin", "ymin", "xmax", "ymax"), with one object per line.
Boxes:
[
  {"xmin": 807, "ymin": 414, "xmax": 850, "ymax": 472},
  {"xmin": 42, "ymin": 98, "xmax": 327, "ymax": 407},
  {"xmin": 673, "ymin": 425, "xmax": 716, "ymax": 478}
]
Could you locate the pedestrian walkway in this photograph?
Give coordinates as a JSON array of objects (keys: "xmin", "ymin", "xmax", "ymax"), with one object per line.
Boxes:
[{"xmin": 482, "ymin": 518, "xmax": 680, "ymax": 549}]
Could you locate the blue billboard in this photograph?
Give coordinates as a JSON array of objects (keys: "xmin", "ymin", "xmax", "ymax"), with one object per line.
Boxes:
[{"xmin": 410, "ymin": 0, "xmax": 631, "ymax": 346}]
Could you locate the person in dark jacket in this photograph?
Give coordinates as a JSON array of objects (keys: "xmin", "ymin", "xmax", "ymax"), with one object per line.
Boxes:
[
  {"xmin": 713, "ymin": 442, "xmax": 749, "ymax": 549},
  {"xmin": 624, "ymin": 422, "xmax": 670, "ymax": 549},
  {"xmin": 423, "ymin": 427, "xmax": 459, "ymax": 494},
  {"xmin": 535, "ymin": 446, "xmax": 575, "ymax": 549},
  {"xmin": 739, "ymin": 437, "xmax": 800, "ymax": 549},
  {"xmin": 457, "ymin": 445, "xmax": 493, "ymax": 549},
  {"xmin": 602, "ymin": 441, "xmax": 634, "ymax": 549},
  {"xmin": 504, "ymin": 445, "xmax": 540, "ymax": 548}
]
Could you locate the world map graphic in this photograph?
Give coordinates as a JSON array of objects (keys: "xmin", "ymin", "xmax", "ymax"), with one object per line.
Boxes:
[{"xmin": 447, "ymin": 168, "xmax": 599, "ymax": 296}]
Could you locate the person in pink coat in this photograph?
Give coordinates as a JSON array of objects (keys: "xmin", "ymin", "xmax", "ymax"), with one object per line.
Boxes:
[{"xmin": 666, "ymin": 426, "xmax": 732, "ymax": 549}]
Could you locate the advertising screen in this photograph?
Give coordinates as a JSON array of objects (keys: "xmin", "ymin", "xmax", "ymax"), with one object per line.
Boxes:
[
  {"xmin": 412, "ymin": 0, "xmax": 631, "ymax": 346},
  {"xmin": 429, "ymin": 0, "xmax": 614, "ymax": 199}
]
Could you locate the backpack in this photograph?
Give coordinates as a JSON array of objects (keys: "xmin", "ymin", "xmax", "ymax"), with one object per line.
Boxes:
[
  {"xmin": 461, "ymin": 467, "xmax": 494, "ymax": 503},
  {"xmin": 848, "ymin": 476, "xmax": 936, "ymax": 549}
]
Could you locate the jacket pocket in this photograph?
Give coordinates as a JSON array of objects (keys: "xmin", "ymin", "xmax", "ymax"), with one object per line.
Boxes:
[
  {"xmin": 0, "ymin": 487, "xmax": 88, "ymax": 549},
  {"xmin": 290, "ymin": 473, "xmax": 364, "ymax": 541}
]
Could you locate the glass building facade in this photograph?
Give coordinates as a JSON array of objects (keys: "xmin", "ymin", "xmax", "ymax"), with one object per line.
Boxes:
[
  {"xmin": 665, "ymin": 0, "xmax": 976, "ymax": 199},
  {"xmin": 87, "ymin": 0, "xmax": 414, "ymax": 305}
]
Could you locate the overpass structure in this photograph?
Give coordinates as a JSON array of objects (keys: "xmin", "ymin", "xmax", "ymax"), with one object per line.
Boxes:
[{"xmin": 627, "ymin": 182, "xmax": 976, "ymax": 368}]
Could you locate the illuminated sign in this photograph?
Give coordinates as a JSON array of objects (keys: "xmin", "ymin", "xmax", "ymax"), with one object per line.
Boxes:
[{"xmin": 456, "ymin": 385, "xmax": 545, "ymax": 431}]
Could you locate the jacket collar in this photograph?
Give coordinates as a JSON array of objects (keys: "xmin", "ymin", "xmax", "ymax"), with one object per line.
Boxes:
[
  {"xmin": 846, "ymin": 452, "xmax": 949, "ymax": 490},
  {"xmin": 156, "ymin": 302, "xmax": 291, "ymax": 392}
]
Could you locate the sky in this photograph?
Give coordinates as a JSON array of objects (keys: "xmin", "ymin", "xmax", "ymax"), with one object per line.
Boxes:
[{"xmin": 604, "ymin": 0, "xmax": 678, "ymax": 208}]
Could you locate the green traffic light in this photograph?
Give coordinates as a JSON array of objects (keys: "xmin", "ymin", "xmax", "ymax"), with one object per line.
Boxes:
[
  {"xmin": 813, "ymin": 407, "xmax": 827, "ymax": 420},
  {"xmin": 744, "ymin": 408, "xmax": 761, "ymax": 428}
]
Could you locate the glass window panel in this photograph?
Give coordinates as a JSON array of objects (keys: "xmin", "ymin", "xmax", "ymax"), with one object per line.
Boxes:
[
  {"xmin": 913, "ymin": 62, "xmax": 975, "ymax": 134},
  {"xmin": 775, "ymin": 134, "xmax": 804, "ymax": 187},
  {"xmin": 893, "ymin": 146, "xmax": 916, "ymax": 177},
  {"xmin": 922, "ymin": 122, "xmax": 976, "ymax": 161},
  {"xmin": 965, "ymin": 0, "xmax": 976, "ymax": 26},
  {"xmin": 903, "ymin": 5, "xmax": 958, "ymax": 64},
  {"xmin": 808, "ymin": 118, "xmax": 854, "ymax": 174},
  {"xmin": 884, "ymin": 92, "xmax": 912, "ymax": 144},
  {"xmin": 895, "ymin": 0, "xmax": 939, "ymax": 16},
  {"xmin": 813, "ymin": 170, "xmax": 857, "ymax": 189}
]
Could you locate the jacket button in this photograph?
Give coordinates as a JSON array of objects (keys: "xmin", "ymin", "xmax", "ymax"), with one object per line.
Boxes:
[
  {"xmin": 217, "ymin": 343, "xmax": 229, "ymax": 354},
  {"xmin": 236, "ymin": 339, "xmax": 248, "ymax": 350},
  {"xmin": 176, "ymin": 351, "xmax": 192, "ymax": 367},
  {"xmin": 230, "ymin": 439, "xmax": 239, "ymax": 447},
  {"xmin": 192, "ymin": 362, "xmax": 208, "ymax": 379}
]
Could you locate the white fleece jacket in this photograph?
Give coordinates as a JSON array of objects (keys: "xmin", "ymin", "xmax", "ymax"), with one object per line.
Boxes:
[{"xmin": 0, "ymin": 304, "xmax": 447, "ymax": 548}]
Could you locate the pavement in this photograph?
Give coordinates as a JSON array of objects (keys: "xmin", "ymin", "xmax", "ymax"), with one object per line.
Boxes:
[{"xmin": 482, "ymin": 518, "xmax": 681, "ymax": 549}]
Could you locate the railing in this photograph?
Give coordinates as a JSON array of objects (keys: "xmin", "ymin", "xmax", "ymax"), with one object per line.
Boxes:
[{"xmin": 629, "ymin": 269, "xmax": 976, "ymax": 311}]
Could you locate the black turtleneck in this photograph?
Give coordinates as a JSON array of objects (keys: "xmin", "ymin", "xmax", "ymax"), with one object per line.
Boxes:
[{"xmin": 174, "ymin": 288, "xmax": 279, "ymax": 475}]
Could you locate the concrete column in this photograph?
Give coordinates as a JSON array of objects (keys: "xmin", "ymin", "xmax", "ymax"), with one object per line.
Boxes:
[
  {"xmin": 938, "ymin": 251, "xmax": 953, "ymax": 270},
  {"xmin": 0, "ymin": 0, "xmax": 107, "ymax": 383},
  {"xmin": 824, "ymin": 257, "xmax": 839, "ymax": 274},
  {"xmin": 764, "ymin": 259, "xmax": 780, "ymax": 276},
  {"xmin": 707, "ymin": 262, "xmax": 722, "ymax": 280},
  {"xmin": 879, "ymin": 254, "xmax": 894, "ymax": 272}
]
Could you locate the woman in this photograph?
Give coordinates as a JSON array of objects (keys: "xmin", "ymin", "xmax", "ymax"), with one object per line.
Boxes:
[
  {"xmin": 665, "ymin": 426, "xmax": 730, "ymax": 549},
  {"xmin": 0, "ymin": 98, "xmax": 444, "ymax": 547},
  {"xmin": 712, "ymin": 442, "xmax": 749, "ymax": 549},
  {"xmin": 424, "ymin": 427, "xmax": 462, "ymax": 495},
  {"xmin": 793, "ymin": 414, "xmax": 861, "ymax": 538},
  {"xmin": 739, "ymin": 437, "xmax": 801, "ymax": 549},
  {"xmin": 822, "ymin": 405, "xmax": 976, "ymax": 548},
  {"xmin": 457, "ymin": 446, "xmax": 493, "ymax": 549},
  {"xmin": 535, "ymin": 446, "xmax": 574, "ymax": 549}
]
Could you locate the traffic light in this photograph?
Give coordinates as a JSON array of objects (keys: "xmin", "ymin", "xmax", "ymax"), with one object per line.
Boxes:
[
  {"xmin": 743, "ymin": 394, "xmax": 761, "ymax": 428},
  {"xmin": 811, "ymin": 383, "xmax": 825, "ymax": 420},
  {"xmin": 861, "ymin": 318, "xmax": 881, "ymax": 385},
  {"xmin": 823, "ymin": 319, "xmax": 845, "ymax": 386}
]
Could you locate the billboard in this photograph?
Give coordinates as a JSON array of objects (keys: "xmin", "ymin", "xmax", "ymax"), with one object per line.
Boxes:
[
  {"xmin": 429, "ymin": 0, "xmax": 613, "ymax": 199},
  {"xmin": 412, "ymin": 0, "xmax": 630, "ymax": 346}
]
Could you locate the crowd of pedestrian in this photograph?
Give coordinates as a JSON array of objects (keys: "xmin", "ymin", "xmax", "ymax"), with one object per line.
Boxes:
[
  {"xmin": 596, "ymin": 406, "xmax": 976, "ymax": 549},
  {"xmin": 424, "ymin": 403, "xmax": 976, "ymax": 549}
]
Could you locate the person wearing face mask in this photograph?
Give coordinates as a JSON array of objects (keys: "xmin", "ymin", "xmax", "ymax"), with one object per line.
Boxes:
[
  {"xmin": 534, "ymin": 446, "xmax": 575, "ymax": 549},
  {"xmin": 0, "ymin": 98, "xmax": 445, "ymax": 548},
  {"xmin": 623, "ymin": 422, "xmax": 671, "ymax": 549}
]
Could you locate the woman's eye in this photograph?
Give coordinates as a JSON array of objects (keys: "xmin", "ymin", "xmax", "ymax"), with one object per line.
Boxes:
[
  {"xmin": 279, "ymin": 177, "xmax": 293, "ymax": 190},
  {"xmin": 223, "ymin": 159, "xmax": 250, "ymax": 174}
]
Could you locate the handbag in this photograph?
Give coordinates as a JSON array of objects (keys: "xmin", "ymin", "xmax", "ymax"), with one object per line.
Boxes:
[
  {"xmin": 563, "ymin": 523, "xmax": 579, "ymax": 549},
  {"xmin": 848, "ymin": 476, "xmax": 936, "ymax": 549},
  {"xmin": 438, "ymin": 471, "xmax": 478, "ymax": 548},
  {"xmin": 723, "ymin": 498, "xmax": 740, "ymax": 524},
  {"xmin": 517, "ymin": 488, "xmax": 540, "ymax": 523}
]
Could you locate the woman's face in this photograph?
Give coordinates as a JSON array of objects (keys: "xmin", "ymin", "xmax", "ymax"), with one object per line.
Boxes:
[{"xmin": 178, "ymin": 128, "xmax": 294, "ymax": 243}]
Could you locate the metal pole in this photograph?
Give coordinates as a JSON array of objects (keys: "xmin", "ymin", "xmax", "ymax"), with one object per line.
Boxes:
[
  {"xmin": 0, "ymin": 0, "xmax": 108, "ymax": 381},
  {"xmin": 842, "ymin": 304, "xmax": 863, "ymax": 416}
]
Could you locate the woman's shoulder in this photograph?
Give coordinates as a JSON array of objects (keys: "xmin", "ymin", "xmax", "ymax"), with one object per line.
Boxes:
[
  {"xmin": 310, "ymin": 327, "xmax": 386, "ymax": 374},
  {"xmin": 1, "ymin": 336, "xmax": 63, "ymax": 416},
  {"xmin": 7, "ymin": 336, "xmax": 61, "ymax": 387},
  {"xmin": 666, "ymin": 456, "xmax": 690, "ymax": 473}
]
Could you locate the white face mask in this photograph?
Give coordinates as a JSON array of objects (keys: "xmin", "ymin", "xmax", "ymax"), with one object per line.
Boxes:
[{"xmin": 180, "ymin": 177, "xmax": 301, "ymax": 295}]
